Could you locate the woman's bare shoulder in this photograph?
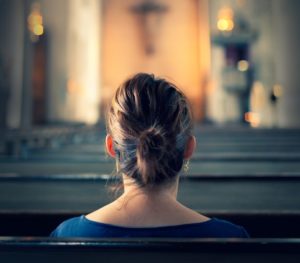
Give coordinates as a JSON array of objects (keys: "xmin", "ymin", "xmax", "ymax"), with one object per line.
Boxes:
[{"xmin": 85, "ymin": 202, "xmax": 122, "ymax": 223}]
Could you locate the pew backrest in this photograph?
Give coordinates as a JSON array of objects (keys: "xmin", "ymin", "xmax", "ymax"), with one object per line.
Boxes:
[{"xmin": 0, "ymin": 237, "xmax": 300, "ymax": 263}]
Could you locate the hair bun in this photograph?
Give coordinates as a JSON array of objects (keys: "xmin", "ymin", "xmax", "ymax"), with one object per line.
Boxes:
[{"xmin": 137, "ymin": 127, "xmax": 166, "ymax": 161}]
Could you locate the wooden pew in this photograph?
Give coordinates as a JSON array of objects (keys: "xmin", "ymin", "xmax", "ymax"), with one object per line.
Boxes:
[
  {"xmin": 2, "ymin": 156, "xmax": 300, "ymax": 175},
  {"xmin": 0, "ymin": 174, "xmax": 300, "ymax": 237},
  {"xmin": 1, "ymin": 174, "xmax": 299, "ymax": 214},
  {"xmin": 22, "ymin": 127, "xmax": 300, "ymax": 161},
  {"xmin": 2, "ymin": 127, "xmax": 300, "ymax": 174},
  {"xmin": 0, "ymin": 237, "xmax": 299, "ymax": 263},
  {"xmin": 3, "ymin": 126, "xmax": 300, "ymax": 157},
  {"xmin": 1, "ymin": 127, "xmax": 300, "ymax": 238},
  {"xmin": 0, "ymin": 125, "xmax": 99, "ymax": 158}
]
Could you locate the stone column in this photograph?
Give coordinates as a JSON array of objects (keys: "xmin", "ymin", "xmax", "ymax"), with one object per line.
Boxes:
[
  {"xmin": 272, "ymin": 0, "xmax": 300, "ymax": 127},
  {"xmin": 20, "ymin": 0, "xmax": 34, "ymax": 129},
  {"xmin": 0, "ymin": 0, "xmax": 26, "ymax": 129}
]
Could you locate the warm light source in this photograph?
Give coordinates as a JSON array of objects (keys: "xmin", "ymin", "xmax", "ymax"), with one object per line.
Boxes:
[
  {"xmin": 217, "ymin": 7, "xmax": 235, "ymax": 32},
  {"xmin": 237, "ymin": 60, "xmax": 249, "ymax": 71},
  {"xmin": 28, "ymin": 3, "xmax": 44, "ymax": 41},
  {"xmin": 272, "ymin": 84, "xmax": 283, "ymax": 98},
  {"xmin": 217, "ymin": 19, "xmax": 234, "ymax": 31},
  {"xmin": 245, "ymin": 112, "xmax": 260, "ymax": 127}
]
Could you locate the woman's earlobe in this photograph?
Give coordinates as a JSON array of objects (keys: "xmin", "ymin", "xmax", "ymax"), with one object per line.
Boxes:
[
  {"xmin": 183, "ymin": 135, "xmax": 196, "ymax": 159},
  {"xmin": 106, "ymin": 134, "xmax": 116, "ymax": 158}
]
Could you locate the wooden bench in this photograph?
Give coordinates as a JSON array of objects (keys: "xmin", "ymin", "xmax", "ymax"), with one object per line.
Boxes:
[
  {"xmin": 0, "ymin": 237, "xmax": 299, "ymax": 263},
  {"xmin": 0, "ymin": 125, "xmax": 99, "ymax": 158},
  {"xmin": 0, "ymin": 174, "xmax": 300, "ymax": 237},
  {"xmin": 2, "ymin": 127, "xmax": 300, "ymax": 174},
  {"xmin": 1, "ymin": 174, "xmax": 299, "ymax": 214}
]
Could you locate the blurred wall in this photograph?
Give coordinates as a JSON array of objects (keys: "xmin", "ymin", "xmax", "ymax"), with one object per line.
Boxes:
[{"xmin": 102, "ymin": 0, "xmax": 210, "ymax": 121}]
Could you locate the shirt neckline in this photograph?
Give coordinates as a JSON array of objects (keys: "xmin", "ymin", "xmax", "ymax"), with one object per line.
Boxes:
[{"xmin": 81, "ymin": 215, "xmax": 215, "ymax": 230}]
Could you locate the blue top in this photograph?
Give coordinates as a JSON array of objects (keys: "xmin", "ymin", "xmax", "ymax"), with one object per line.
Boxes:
[{"xmin": 50, "ymin": 215, "xmax": 249, "ymax": 238}]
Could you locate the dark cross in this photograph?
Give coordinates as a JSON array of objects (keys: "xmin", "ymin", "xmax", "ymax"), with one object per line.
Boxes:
[{"xmin": 130, "ymin": 0, "xmax": 168, "ymax": 55}]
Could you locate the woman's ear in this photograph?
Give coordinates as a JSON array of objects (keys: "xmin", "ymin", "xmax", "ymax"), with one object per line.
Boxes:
[
  {"xmin": 106, "ymin": 134, "xmax": 116, "ymax": 158},
  {"xmin": 183, "ymin": 135, "xmax": 196, "ymax": 159}
]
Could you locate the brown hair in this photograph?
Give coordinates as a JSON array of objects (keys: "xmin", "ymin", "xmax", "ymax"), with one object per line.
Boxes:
[{"xmin": 107, "ymin": 73, "xmax": 193, "ymax": 188}]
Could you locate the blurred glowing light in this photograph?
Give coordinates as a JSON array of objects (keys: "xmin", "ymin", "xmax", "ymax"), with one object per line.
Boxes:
[
  {"xmin": 33, "ymin": 24, "xmax": 44, "ymax": 36},
  {"xmin": 217, "ymin": 19, "xmax": 234, "ymax": 31},
  {"xmin": 273, "ymin": 84, "xmax": 283, "ymax": 98},
  {"xmin": 245, "ymin": 112, "xmax": 261, "ymax": 127},
  {"xmin": 28, "ymin": 3, "xmax": 44, "ymax": 40},
  {"xmin": 237, "ymin": 60, "xmax": 249, "ymax": 72},
  {"xmin": 217, "ymin": 7, "xmax": 235, "ymax": 32}
]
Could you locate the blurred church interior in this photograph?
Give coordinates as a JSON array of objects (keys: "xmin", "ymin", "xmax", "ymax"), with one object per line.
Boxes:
[
  {"xmin": 1, "ymin": 0, "xmax": 300, "ymax": 130},
  {"xmin": 1, "ymin": 0, "xmax": 300, "ymax": 247}
]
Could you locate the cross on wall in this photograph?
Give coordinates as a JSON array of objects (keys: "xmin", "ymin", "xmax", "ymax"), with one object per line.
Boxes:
[{"xmin": 130, "ymin": 0, "xmax": 168, "ymax": 55}]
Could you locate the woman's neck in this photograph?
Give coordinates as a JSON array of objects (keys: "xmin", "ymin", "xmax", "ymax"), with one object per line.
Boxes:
[
  {"xmin": 121, "ymin": 175, "xmax": 179, "ymax": 201},
  {"xmin": 86, "ymin": 174, "xmax": 209, "ymax": 227}
]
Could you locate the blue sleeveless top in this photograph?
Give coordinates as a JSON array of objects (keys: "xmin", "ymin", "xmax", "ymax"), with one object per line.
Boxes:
[{"xmin": 50, "ymin": 215, "xmax": 249, "ymax": 238}]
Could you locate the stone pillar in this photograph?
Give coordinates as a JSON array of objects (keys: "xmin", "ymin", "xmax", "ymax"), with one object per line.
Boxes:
[
  {"xmin": 65, "ymin": 0, "xmax": 101, "ymax": 124},
  {"xmin": 20, "ymin": 0, "xmax": 34, "ymax": 129},
  {"xmin": 0, "ymin": 0, "xmax": 26, "ymax": 129},
  {"xmin": 272, "ymin": 0, "xmax": 300, "ymax": 127},
  {"xmin": 41, "ymin": 0, "xmax": 101, "ymax": 124}
]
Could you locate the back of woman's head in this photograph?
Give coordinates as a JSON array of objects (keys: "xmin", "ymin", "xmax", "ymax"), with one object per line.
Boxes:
[{"xmin": 107, "ymin": 73, "xmax": 193, "ymax": 188}]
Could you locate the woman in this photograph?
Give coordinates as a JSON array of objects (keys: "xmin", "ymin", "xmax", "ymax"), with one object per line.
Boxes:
[{"xmin": 51, "ymin": 73, "xmax": 249, "ymax": 238}]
